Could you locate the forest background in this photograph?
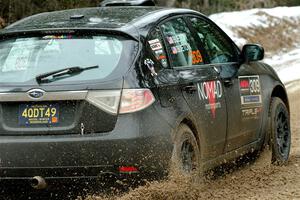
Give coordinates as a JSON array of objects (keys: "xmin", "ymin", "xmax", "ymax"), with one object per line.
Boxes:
[{"xmin": 0, "ymin": 0, "xmax": 300, "ymax": 28}]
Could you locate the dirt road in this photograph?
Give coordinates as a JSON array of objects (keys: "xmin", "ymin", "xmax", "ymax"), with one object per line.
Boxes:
[{"xmin": 85, "ymin": 86, "xmax": 300, "ymax": 200}]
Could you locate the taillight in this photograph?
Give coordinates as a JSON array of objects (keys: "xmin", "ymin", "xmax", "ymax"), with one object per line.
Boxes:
[
  {"xmin": 119, "ymin": 89, "xmax": 155, "ymax": 114},
  {"xmin": 86, "ymin": 90, "xmax": 121, "ymax": 115},
  {"xmin": 86, "ymin": 89, "xmax": 155, "ymax": 114}
]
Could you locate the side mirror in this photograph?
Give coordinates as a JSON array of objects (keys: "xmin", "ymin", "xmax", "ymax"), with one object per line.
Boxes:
[{"xmin": 241, "ymin": 44, "xmax": 264, "ymax": 63}]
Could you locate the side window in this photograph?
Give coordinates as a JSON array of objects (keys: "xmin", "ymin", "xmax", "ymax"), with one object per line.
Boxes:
[
  {"xmin": 144, "ymin": 28, "xmax": 169, "ymax": 76},
  {"xmin": 189, "ymin": 17, "xmax": 238, "ymax": 64},
  {"xmin": 160, "ymin": 18, "xmax": 204, "ymax": 68}
]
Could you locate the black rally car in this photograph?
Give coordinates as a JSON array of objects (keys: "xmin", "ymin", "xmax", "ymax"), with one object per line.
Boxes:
[{"xmin": 0, "ymin": 0, "xmax": 291, "ymax": 188}]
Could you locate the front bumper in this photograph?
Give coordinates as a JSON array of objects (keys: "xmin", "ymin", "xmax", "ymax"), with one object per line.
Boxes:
[{"xmin": 0, "ymin": 116, "xmax": 173, "ymax": 180}]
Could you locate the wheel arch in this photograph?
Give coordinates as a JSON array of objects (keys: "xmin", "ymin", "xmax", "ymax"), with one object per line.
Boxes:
[
  {"xmin": 263, "ymin": 84, "xmax": 290, "ymax": 147},
  {"xmin": 271, "ymin": 85, "xmax": 290, "ymax": 113},
  {"xmin": 180, "ymin": 117, "xmax": 201, "ymax": 151}
]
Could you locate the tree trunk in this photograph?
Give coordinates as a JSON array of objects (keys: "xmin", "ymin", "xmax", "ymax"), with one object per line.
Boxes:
[{"xmin": 203, "ymin": 0, "xmax": 209, "ymax": 8}]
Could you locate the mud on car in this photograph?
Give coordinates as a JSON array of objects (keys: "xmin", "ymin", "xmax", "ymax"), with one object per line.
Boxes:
[{"xmin": 0, "ymin": 0, "xmax": 291, "ymax": 189}]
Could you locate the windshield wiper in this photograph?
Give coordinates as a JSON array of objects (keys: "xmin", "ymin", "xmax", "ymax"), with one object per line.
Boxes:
[{"xmin": 36, "ymin": 65, "xmax": 99, "ymax": 84}]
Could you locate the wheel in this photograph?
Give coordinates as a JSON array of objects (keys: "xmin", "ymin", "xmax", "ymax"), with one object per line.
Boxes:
[
  {"xmin": 170, "ymin": 124, "xmax": 201, "ymax": 177},
  {"xmin": 269, "ymin": 97, "xmax": 291, "ymax": 165}
]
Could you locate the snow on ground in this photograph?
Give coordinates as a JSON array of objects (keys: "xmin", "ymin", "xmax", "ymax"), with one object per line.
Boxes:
[
  {"xmin": 265, "ymin": 48, "xmax": 300, "ymax": 84},
  {"xmin": 209, "ymin": 6, "xmax": 300, "ymax": 86},
  {"xmin": 210, "ymin": 6, "xmax": 300, "ymax": 45}
]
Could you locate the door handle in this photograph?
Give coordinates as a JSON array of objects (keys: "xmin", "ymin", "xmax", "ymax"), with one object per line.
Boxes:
[
  {"xmin": 183, "ymin": 85, "xmax": 197, "ymax": 93},
  {"xmin": 224, "ymin": 79, "xmax": 234, "ymax": 87}
]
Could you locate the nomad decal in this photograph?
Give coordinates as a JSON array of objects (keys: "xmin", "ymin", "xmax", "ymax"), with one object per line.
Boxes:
[
  {"xmin": 197, "ymin": 81, "xmax": 223, "ymax": 118},
  {"xmin": 239, "ymin": 76, "xmax": 262, "ymax": 106}
]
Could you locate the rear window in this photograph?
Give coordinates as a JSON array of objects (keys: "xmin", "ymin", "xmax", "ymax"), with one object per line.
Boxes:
[{"xmin": 0, "ymin": 35, "xmax": 137, "ymax": 85}]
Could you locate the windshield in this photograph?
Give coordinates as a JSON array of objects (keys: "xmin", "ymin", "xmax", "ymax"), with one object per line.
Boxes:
[{"xmin": 0, "ymin": 35, "xmax": 136, "ymax": 85}]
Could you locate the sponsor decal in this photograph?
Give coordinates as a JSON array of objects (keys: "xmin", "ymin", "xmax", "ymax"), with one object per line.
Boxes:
[
  {"xmin": 197, "ymin": 80, "xmax": 223, "ymax": 119},
  {"xmin": 171, "ymin": 33, "xmax": 188, "ymax": 45},
  {"xmin": 171, "ymin": 44, "xmax": 190, "ymax": 54},
  {"xmin": 189, "ymin": 50, "xmax": 203, "ymax": 65},
  {"xmin": 154, "ymin": 50, "xmax": 168, "ymax": 67},
  {"xmin": 43, "ymin": 35, "xmax": 73, "ymax": 40},
  {"xmin": 144, "ymin": 58, "xmax": 157, "ymax": 76},
  {"xmin": 166, "ymin": 33, "xmax": 192, "ymax": 55},
  {"xmin": 167, "ymin": 36, "xmax": 174, "ymax": 44},
  {"xmin": 148, "ymin": 39, "xmax": 160, "ymax": 45},
  {"xmin": 154, "ymin": 49, "xmax": 163, "ymax": 55},
  {"xmin": 161, "ymin": 59, "xmax": 168, "ymax": 68},
  {"xmin": 148, "ymin": 39, "xmax": 163, "ymax": 51},
  {"xmin": 154, "ymin": 50, "xmax": 166, "ymax": 60},
  {"xmin": 242, "ymin": 107, "xmax": 263, "ymax": 120},
  {"xmin": 239, "ymin": 76, "xmax": 262, "ymax": 106},
  {"xmin": 150, "ymin": 43, "xmax": 162, "ymax": 51},
  {"xmin": 171, "ymin": 46, "xmax": 178, "ymax": 54}
]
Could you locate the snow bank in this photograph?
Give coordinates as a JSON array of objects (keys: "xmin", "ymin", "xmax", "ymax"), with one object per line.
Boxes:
[
  {"xmin": 210, "ymin": 6, "xmax": 300, "ymax": 45},
  {"xmin": 266, "ymin": 48, "xmax": 300, "ymax": 84},
  {"xmin": 209, "ymin": 7, "xmax": 300, "ymax": 84}
]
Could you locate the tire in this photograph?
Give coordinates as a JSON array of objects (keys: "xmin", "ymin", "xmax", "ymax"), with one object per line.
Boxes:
[
  {"xmin": 269, "ymin": 97, "xmax": 291, "ymax": 165},
  {"xmin": 170, "ymin": 124, "xmax": 201, "ymax": 177}
]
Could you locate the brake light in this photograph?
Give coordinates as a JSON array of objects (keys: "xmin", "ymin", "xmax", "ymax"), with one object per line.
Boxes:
[
  {"xmin": 119, "ymin": 166, "xmax": 139, "ymax": 173},
  {"xmin": 86, "ymin": 89, "xmax": 155, "ymax": 115},
  {"xmin": 86, "ymin": 90, "xmax": 121, "ymax": 114},
  {"xmin": 119, "ymin": 89, "xmax": 155, "ymax": 114}
]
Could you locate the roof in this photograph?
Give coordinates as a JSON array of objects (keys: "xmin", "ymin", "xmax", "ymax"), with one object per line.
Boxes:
[
  {"xmin": 100, "ymin": 0, "xmax": 156, "ymax": 6},
  {"xmin": 1, "ymin": 6, "xmax": 201, "ymax": 38}
]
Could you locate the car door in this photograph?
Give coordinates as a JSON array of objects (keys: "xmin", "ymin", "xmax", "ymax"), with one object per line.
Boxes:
[
  {"xmin": 188, "ymin": 16, "xmax": 263, "ymax": 152},
  {"xmin": 142, "ymin": 25, "xmax": 190, "ymax": 138},
  {"xmin": 159, "ymin": 17, "xmax": 227, "ymax": 159}
]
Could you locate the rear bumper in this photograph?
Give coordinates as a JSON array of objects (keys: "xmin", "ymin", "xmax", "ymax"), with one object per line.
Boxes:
[{"xmin": 0, "ymin": 114, "xmax": 173, "ymax": 180}]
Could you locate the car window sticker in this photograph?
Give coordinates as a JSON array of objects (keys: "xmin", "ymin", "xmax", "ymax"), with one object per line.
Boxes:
[
  {"xmin": 42, "ymin": 35, "xmax": 73, "ymax": 40},
  {"xmin": 154, "ymin": 49, "xmax": 166, "ymax": 60},
  {"xmin": 147, "ymin": 37, "xmax": 168, "ymax": 68},
  {"xmin": 148, "ymin": 39, "xmax": 163, "ymax": 51},
  {"xmin": 167, "ymin": 33, "xmax": 191, "ymax": 55},
  {"xmin": 190, "ymin": 50, "xmax": 203, "ymax": 65},
  {"xmin": 44, "ymin": 39, "xmax": 61, "ymax": 52},
  {"xmin": 2, "ymin": 38, "xmax": 38, "ymax": 72},
  {"xmin": 167, "ymin": 33, "xmax": 204, "ymax": 65},
  {"xmin": 144, "ymin": 58, "xmax": 157, "ymax": 76}
]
